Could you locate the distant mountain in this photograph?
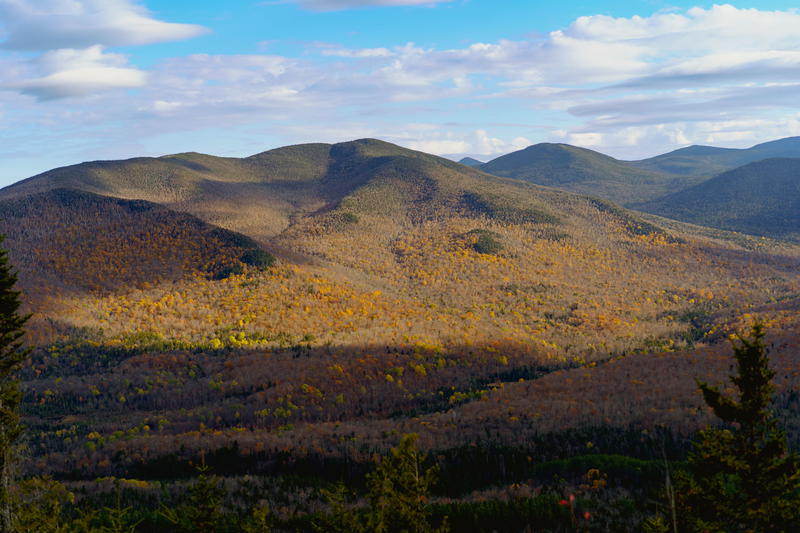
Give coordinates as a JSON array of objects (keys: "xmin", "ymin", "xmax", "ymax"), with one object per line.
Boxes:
[
  {"xmin": 0, "ymin": 143, "xmax": 336, "ymax": 241},
  {"xmin": 636, "ymin": 158, "xmax": 800, "ymax": 241},
  {"xmin": 0, "ymin": 139, "xmax": 572, "ymax": 243},
  {"xmin": 630, "ymin": 137, "xmax": 800, "ymax": 177},
  {"xmin": 479, "ymin": 143, "xmax": 700, "ymax": 205},
  {"xmin": 458, "ymin": 156, "xmax": 484, "ymax": 167}
]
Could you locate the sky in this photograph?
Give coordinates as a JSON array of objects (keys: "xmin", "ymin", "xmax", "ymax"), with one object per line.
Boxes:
[{"xmin": 1, "ymin": 1, "xmax": 800, "ymax": 186}]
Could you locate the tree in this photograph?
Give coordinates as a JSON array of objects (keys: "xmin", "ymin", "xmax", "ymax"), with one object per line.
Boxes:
[
  {"xmin": 365, "ymin": 433, "xmax": 449, "ymax": 533},
  {"xmin": 0, "ymin": 236, "xmax": 30, "ymax": 533},
  {"xmin": 312, "ymin": 482, "xmax": 365, "ymax": 533},
  {"xmin": 677, "ymin": 323, "xmax": 800, "ymax": 532},
  {"xmin": 160, "ymin": 459, "xmax": 226, "ymax": 533},
  {"xmin": 314, "ymin": 434, "xmax": 448, "ymax": 533},
  {"xmin": 10, "ymin": 476, "xmax": 73, "ymax": 533}
]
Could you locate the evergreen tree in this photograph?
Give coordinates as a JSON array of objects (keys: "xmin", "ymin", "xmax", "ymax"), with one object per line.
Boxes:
[
  {"xmin": 365, "ymin": 433, "xmax": 448, "ymax": 533},
  {"xmin": 312, "ymin": 482, "xmax": 365, "ymax": 533},
  {"xmin": 677, "ymin": 324, "xmax": 800, "ymax": 532},
  {"xmin": 11, "ymin": 476, "xmax": 73, "ymax": 533},
  {"xmin": 315, "ymin": 434, "xmax": 448, "ymax": 533},
  {"xmin": 0, "ymin": 236, "xmax": 30, "ymax": 533},
  {"xmin": 160, "ymin": 460, "xmax": 226, "ymax": 533},
  {"xmin": 99, "ymin": 485, "xmax": 143, "ymax": 533}
]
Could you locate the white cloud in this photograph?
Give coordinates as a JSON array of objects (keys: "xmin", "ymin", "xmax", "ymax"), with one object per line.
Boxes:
[
  {"xmin": 9, "ymin": 45, "xmax": 146, "ymax": 100},
  {"xmin": 405, "ymin": 138, "xmax": 469, "ymax": 154},
  {"xmin": 386, "ymin": 127, "xmax": 531, "ymax": 159},
  {"xmin": 288, "ymin": 0, "xmax": 453, "ymax": 11},
  {"xmin": 0, "ymin": 0, "xmax": 208, "ymax": 50},
  {"xmin": 0, "ymin": 0, "xmax": 206, "ymax": 100},
  {"xmin": 321, "ymin": 47, "xmax": 395, "ymax": 58},
  {"xmin": 551, "ymin": 116, "xmax": 800, "ymax": 160},
  {"xmin": 6, "ymin": 3, "xmax": 800, "ymax": 177},
  {"xmin": 143, "ymin": 100, "xmax": 185, "ymax": 113}
]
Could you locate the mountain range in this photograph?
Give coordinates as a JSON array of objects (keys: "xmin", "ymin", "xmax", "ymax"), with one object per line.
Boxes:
[
  {"xmin": 629, "ymin": 136, "xmax": 800, "ymax": 176},
  {"xmin": 6, "ymin": 135, "xmax": 799, "ymax": 244},
  {"xmin": 478, "ymin": 142, "xmax": 695, "ymax": 205},
  {"xmin": 3, "ymin": 135, "xmax": 797, "ymax": 349},
  {"xmin": 635, "ymin": 158, "xmax": 800, "ymax": 241},
  {"xmin": 472, "ymin": 136, "xmax": 800, "ymax": 240},
  {"xmin": 6, "ymin": 134, "xmax": 800, "ymax": 525}
]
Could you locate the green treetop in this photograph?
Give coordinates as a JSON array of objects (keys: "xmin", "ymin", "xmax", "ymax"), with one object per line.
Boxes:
[{"xmin": 678, "ymin": 324, "xmax": 800, "ymax": 532}]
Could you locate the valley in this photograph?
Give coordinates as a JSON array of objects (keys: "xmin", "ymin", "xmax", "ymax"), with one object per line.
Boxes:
[{"xmin": 3, "ymin": 137, "xmax": 800, "ymax": 531}]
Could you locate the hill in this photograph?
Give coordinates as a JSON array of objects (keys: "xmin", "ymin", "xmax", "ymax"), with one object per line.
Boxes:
[
  {"xmin": 0, "ymin": 188, "xmax": 271, "ymax": 343},
  {"xmin": 631, "ymin": 136, "xmax": 800, "ymax": 176},
  {"xmin": 458, "ymin": 156, "xmax": 484, "ymax": 167},
  {"xmin": 635, "ymin": 158, "xmax": 800, "ymax": 241},
  {"xmin": 5, "ymin": 138, "xmax": 800, "ymax": 530},
  {"xmin": 0, "ymin": 143, "xmax": 336, "ymax": 241},
  {"xmin": 4, "ymin": 138, "xmax": 795, "ymax": 353},
  {"xmin": 2, "ymin": 139, "xmax": 530, "ymax": 241},
  {"xmin": 478, "ymin": 143, "xmax": 699, "ymax": 205}
]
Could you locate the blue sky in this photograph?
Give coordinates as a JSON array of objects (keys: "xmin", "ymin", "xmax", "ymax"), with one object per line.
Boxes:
[{"xmin": 1, "ymin": 1, "xmax": 800, "ymax": 186}]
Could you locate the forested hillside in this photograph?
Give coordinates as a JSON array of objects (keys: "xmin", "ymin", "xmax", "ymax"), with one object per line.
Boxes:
[
  {"xmin": 479, "ymin": 143, "xmax": 693, "ymax": 205},
  {"xmin": 636, "ymin": 158, "xmax": 800, "ymax": 241},
  {"xmin": 2, "ymin": 139, "xmax": 800, "ymax": 531}
]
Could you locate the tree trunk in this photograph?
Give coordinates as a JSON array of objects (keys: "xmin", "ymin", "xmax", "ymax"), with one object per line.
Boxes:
[{"xmin": 1, "ymin": 447, "xmax": 11, "ymax": 533}]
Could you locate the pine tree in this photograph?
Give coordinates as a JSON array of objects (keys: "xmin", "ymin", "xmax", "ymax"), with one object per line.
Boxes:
[
  {"xmin": 365, "ymin": 433, "xmax": 448, "ymax": 533},
  {"xmin": 677, "ymin": 323, "xmax": 800, "ymax": 532},
  {"xmin": 0, "ymin": 235, "xmax": 30, "ymax": 533},
  {"xmin": 160, "ymin": 459, "xmax": 226, "ymax": 533}
]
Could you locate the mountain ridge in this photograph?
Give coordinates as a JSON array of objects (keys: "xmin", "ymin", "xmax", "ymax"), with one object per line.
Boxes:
[
  {"xmin": 478, "ymin": 142, "xmax": 701, "ymax": 205},
  {"xmin": 635, "ymin": 157, "xmax": 800, "ymax": 241},
  {"xmin": 629, "ymin": 136, "xmax": 800, "ymax": 176},
  {"xmin": 6, "ymin": 135, "xmax": 800, "ymax": 243}
]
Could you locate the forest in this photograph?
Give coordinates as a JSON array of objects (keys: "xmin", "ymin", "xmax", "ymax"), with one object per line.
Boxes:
[{"xmin": 0, "ymin": 140, "xmax": 798, "ymax": 531}]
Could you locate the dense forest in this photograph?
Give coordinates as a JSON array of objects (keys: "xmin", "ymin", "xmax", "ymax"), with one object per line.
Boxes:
[{"xmin": 0, "ymin": 139, "xmax": 798, "ymax": 531}]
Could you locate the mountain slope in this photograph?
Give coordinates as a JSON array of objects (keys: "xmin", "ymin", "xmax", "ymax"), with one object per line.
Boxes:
[
  {"xmin": 458, "ymin": 157, "xmax": 484, "ymax": 167},
  {"xmin": 4, "ymin": 137, "xmax": 741, "ymax": 357},
  {"xmin": 0, "ymin": 188, "xmax": 263, "ymax": 293},
  {"xmin": 636, "ymin": 158, "xmax": 800, "ymax": 240},
  {"xmin": 631, "ymin": 136, "xmax": 800, "ymax": 176},
  {"xmin": 0, "ymin": 143, "xmax": 339, "ymax": 241},
  {"xmin": 3, "ymin": 139, "xmax": 530, "ymax": 241},
  {"xmin": 479, "ymin": 143, "xmax": 699, "ymax": 205},
  {"xmin": 8, "ymin": 139, "xmax": 800, "ymax": 503}
]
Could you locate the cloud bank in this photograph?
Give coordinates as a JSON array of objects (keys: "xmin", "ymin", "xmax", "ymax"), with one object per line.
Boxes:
[
  {"xmin": 3, "ymin": 3, "xmax": 800, "ymax": 177},
  {"xmin": 0, "ymin": 0, "xmax": 206, "ymax": 100},
  {"xmin": 0, "ymin": 0, "xmax": 207, "ymax": 50}
]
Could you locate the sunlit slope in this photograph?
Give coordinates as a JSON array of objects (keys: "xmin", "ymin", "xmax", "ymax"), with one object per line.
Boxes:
[
  {"xmin": 0, "ymin": 139, "xmax": 505, "ymax": 241},
  {"xmin": 636, "ymin": 158, "xmax": 800, "ymax": 241},
  {"xmin": 4, "ymin": 139, "xmax": 800, "ymax": 357},
  {"xmin": 479, "ymin": 143, "xmax": 699, "ymax": 205},
  {"xmin": 48, "ymin": 143, "xmax": 799, "ymax": 362}
]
